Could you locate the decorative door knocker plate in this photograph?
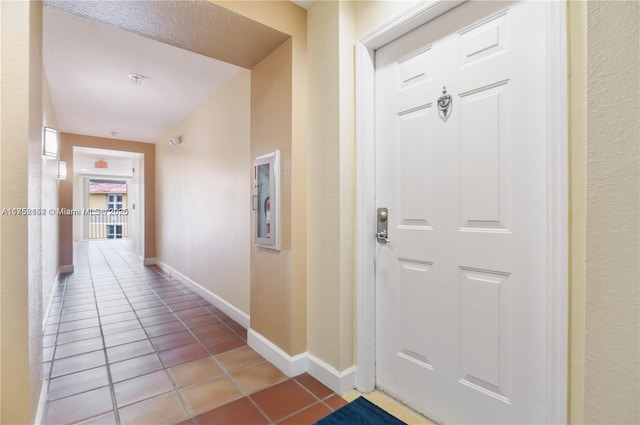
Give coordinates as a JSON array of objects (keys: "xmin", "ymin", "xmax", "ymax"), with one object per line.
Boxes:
[{"xmin": 438, "ymin": 86, "xmax": 452, "ymax": 117}]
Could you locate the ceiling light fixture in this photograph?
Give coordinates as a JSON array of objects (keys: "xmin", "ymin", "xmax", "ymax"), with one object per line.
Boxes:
[
  {"xmin": 128, "ymin": 73, "xmax": 146, "ymax": 86},
  {"xmin": 169, "ymin": 136, "xmax": 182, "ymax": 147}
]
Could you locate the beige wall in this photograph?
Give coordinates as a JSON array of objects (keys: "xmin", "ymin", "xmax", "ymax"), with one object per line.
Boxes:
[
  {"xmin": 214, "ymin": 1, "xmax": 308, "ymax": 356},
  {"xmin": 306, "ymin": 0, "xmax": 357, "ymax": 372},
  {"xmin": 249, "ymin": 41, "xmax": 297, "ymax": 349},
  {"xmin": 576, "ymin": 1, "xmax": 640, "ymax": 423},
  {"xmin": 156, "ymin": 70, "xmax": 252, "ymax": 315},
  {"xmin": 89, "ymin": 194, "xmax": 104, "ymax": 211},
  {"xmin": 354, "ymin": 1, "xmax": 420, "ymax": 36},
  {"xmin": 88, "ymin": 193, "xmax": 128, "ymax": 210},
  {"xmin": 59, "ymin": 134, "xmax": 156, "ymax": 267},
  {"xmin": 0, "ymin": 1, "xmax": 44, "ymax": 422}
]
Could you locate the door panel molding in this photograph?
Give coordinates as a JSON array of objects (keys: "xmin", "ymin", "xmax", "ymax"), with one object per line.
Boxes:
[{"xmin": 354, "ymin": 1, "xmax": 568, "ymax": 423}]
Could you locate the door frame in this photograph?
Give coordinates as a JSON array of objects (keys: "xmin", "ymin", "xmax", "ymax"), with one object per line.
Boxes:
[{"xmin": 354, "ymin": 1, "xmax": 569, "ymax": 423}]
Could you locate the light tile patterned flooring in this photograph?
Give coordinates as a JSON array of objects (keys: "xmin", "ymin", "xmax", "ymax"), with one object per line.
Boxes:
[{"xmin": 43, "ymin": 240, "xmax": 348, "ymax": 424}]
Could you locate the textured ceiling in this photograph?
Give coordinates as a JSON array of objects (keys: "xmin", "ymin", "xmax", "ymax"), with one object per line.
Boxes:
[
  {"xmin": 44, "ymin": 0, "xmax": 290, "ymax": 69},
  {"xmin": 42, "ymin": 1, "xmax": 291, "ymax": 144}
]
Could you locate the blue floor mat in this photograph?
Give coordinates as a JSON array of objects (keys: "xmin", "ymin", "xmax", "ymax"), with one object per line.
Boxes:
[{"xmin": 315, "ymin": 396, "xmax": 407, "ymax": 425}]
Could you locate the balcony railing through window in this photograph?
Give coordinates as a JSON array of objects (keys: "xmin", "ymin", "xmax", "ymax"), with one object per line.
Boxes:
[{"xmin": 88, "ymin": 211, "xmax": 128, "ymax": 239}]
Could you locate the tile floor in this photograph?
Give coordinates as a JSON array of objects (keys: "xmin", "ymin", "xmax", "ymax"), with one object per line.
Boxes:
[{"xmin": 43, "ymin": 240, "xmax": 348, "ymax": 424}]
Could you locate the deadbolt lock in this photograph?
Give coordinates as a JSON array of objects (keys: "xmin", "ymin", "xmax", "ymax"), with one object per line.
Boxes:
[{"xmin": 376, "ymin": 207, "xmax": 389, "ymax": 243}]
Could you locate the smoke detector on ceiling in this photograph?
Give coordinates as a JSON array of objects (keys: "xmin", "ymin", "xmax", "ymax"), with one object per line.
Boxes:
[{"xmin": 128, "ymin": 73, "xmax": 147, "ymax": 86}]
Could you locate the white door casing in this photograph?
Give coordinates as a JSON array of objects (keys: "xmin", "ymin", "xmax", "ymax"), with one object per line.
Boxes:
[{"xmin": 355, "ymin": 1, "xmax": 568, "ymax": 424}]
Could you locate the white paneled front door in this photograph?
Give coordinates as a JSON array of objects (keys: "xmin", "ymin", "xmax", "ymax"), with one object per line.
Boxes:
[{"xmin": 375, "ymin": 1, "xmax": 550, "ymax": 423}]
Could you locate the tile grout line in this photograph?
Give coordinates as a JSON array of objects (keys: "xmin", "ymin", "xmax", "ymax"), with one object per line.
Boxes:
[
  {"xmin": 53, "ymin": 241, "xmax": 344, "ymax": 425},
  {"xmin": 141, "ymin": 262, "xmax": 332, "ymax": 423},
  {"xmin": 129, "ymin": 258, "xmax": 275, "ymax": 423},
  {"xmin": 269, "ymin": 378, "xmax": 332, "ymax": 424},
  {"xmin": 101, "ymin": 241, "xmax": 213, "ymax": 423},
  {"xmin": 42, "ymin": 272, "xmax": 68, "ymax": 422},
  {"xmin": 87, "ymin": 242, "xmax": 123, "ymax": 425},
  {"xmin": 96, "ymin": 240, "xmax": 190, "ymax": 423}
]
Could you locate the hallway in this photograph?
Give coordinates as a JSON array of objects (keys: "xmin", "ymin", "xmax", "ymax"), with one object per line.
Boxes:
[{"xmin": 43, "ymin": 240, "xmax": 347, "ymax": 424}]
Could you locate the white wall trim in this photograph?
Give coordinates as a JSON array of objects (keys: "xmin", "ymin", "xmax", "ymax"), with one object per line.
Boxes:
[
  {"xmin": 59, "ymin": 265, "xmax": 74, "ymax": 274},
  {"xmin": 545, "ymin": 2, "xmax": 569, "ymax": 424},
  {"xmin": 306, "ymin": 353, "xmax": 356, "ymax": 395},
  {"xmin": 34, "ymin": 380, "xmax": 48, "ymax": 425},
  {"xmin": 248, "ymin": 329, "xmax": 356, "ymax": 395},
  {"xmin": 42, "ymin": 271, "xmax": 60, "ymax": 329},
  {"xmin": 155, "ymin": 260, "xmax": 250, "ymax": 329},
  {"xmin": 355, "ymin": 0, "xmax": 568, "ymax": 421},
  {"xmin": 354, "ymin": 40, "xmax": 377, "ymax": 393},
  {"xmin": 358, "ymin": 0, "xmax": 465, "ymax": 50},
  {"xmin": 248, "ymin": 329, "xmax": 306, "ymax": 377},
  {"xmin": 142, "ymin": 257, "xmax": 157, "ymax": 266}
]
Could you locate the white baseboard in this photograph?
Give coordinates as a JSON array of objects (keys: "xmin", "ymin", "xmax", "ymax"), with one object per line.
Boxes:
[
  {"xmin": 248, "ymin": 329, "xmax": 307, "ymax": 377},
  {"xmin": 42, "ymin": 271, "xmax": 61, "ymax": 330},
  {"xmin": 34, "ymin": 379, "xmax": 48, "ymax": 425},
  {"xmin": 155, "ymin": 260, "xmax": 249, "ymax": 329},
  {"xmin": 248, "ymin": 329, "xmax": 356, "ymax": 395},
  {"xmin": 143, "ymin": 257, "xmax": 157, "ymax": 266},
  {"xmin": 307, "ymin": 353, "xmax": 356, "ymax": 395},
  {"xmin": 59, "ymin": 265, "xmax": 74, "ymax": 273},
  {"xmin": 151, "ymin": 262, "xmax": 356, "ymax": 396}
]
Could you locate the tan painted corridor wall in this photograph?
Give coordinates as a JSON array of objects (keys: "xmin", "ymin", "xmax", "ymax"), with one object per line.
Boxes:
[
  {"xmin": 156, "ymin": 70, "xmax": 252, "ymax": 315},
  {"xmin": 0, "ymin": 1, "xmax": 44, "ymax": 422},
  {"xmin": 569, "ymin": 1, "xmax": 640, "ymax": 423}
]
